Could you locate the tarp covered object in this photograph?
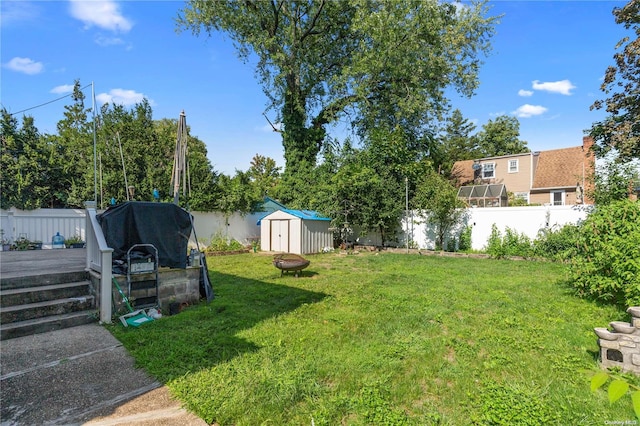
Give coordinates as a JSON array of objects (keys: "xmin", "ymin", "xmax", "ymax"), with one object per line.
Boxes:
[{"xmin": 97, "ymin": 201, "xmax": 192, "ymax": 269}]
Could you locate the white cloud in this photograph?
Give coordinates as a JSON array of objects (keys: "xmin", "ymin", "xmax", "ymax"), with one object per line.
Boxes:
[
  {"xmin": 489, "ymin": 111, "xmax": 506, "ymax": 117},
  {"xmin": 512, "ymin": 104, "xmax": 548, "ymax": 118},
  {"xmin": 50, "ymin": 84, "xmax": 74, "ymax": 94},
  {"xmin": 69, "ymin": 0, "xmax": 133, "ymax": 33},
  {"xmin": 4, "ymin": 57, "xmax": 43, "ymax": 75},
  {"xmin": 94, "ymin": 35, "xmax": 125, "ymax": 47},
  {"xmin": 96, "ymin": 88, "xmax": 151, "ymax": 106},
  {"xmin": 518, "ymin": 89, "xmax": 533, "ymax": 97},
  {"xmin": 532, "ymin": 79, "xmax": 576, "ymax": 95},
  {"xmin": 1, "ymin": 1, "xmax": 39, "ymax": 26}
]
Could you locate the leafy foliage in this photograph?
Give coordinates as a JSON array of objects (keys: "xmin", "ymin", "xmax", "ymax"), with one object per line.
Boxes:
[
  {"xmin": 178, "ymin": 0, "xmax": 498, "ymax": 196},
  {"xmin": 476, "ymin": 382, "xmax": 559, "ymax": 425},
  {"xmin": 569, "ymin": 199, "xmax": 640, "ymax": 307},
  {"xmin": 1, "ymin": 111, "xmax": 66, "ymax": 209},
  {"xmin": 591, "ymin": 369, "xmax": 640, "ymax": 419},
  {"xmin": 214, "ymin": 171, "xmax": 261, "ymax": 217},
  {"xmin": 436, "ymin": 109, "xmax": 479, "ymax": 178},
  {"xmin": 2, "ymin": 80, "xmax": 221, "ymax": 211},
  {"xmin": 476, "ymin": 115, "xmax": 530, "ymax": 158},
  {"xmin": 588, "ymin": 152, "xmax": 640, "ymax": 206},
  {"xmin": 458, "ymin": 225, "xmax": 473, "ymax": 252},
  {"xmin": 205, "ymin": 233, "xmax": 246, "ymax": 253},
  {"xmin": 589, "ymin": 0, "xmax": 640, "ymax": 160},
  {"xmin": 485, "ymin": 224, "xmax": 534, "ymax": 259},
  {"xmin": 413, "ymin": 170, "xmax": 466, "ymax": 250},
  {"xmin": 247, "ymin": 154, "xmax": 281, "ymax": 199},
  {"xmin": 533, "ymin": 223, "xmax": 582, "ymax": 261}
]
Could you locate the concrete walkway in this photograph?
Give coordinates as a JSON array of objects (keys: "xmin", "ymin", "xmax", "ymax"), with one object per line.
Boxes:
[{"xmin": 0, "ymin": 249, "xmax": 208, "ymax": 425}]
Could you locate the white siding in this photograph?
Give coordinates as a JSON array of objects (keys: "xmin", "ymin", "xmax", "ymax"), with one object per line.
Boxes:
[{"xmin": 259, "ymin": 210, "xmax": 332, "ymax": 254}]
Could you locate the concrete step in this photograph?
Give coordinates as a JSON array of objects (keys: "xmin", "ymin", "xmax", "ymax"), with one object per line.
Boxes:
[
  {"xmin": 1, "ymin": 270, "xmax": 88, "ymax": 290},
  {"xmin": 0, "ymin": 311, "xmax": 98, "ymax": 340},
  {"xmin": 1, "ymin": 281, "xmax": 92, "ymax": 307},
  {"xmin": 1, "ymin": 296, "xmax": 95, "ymax": 324}
]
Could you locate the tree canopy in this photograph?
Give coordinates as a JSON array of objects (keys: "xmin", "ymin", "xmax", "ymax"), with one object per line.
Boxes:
[
  {"xmin": 476, "ymin": 115, "xmax": 529, "ymax": 158},
  {"xmin": 178, "ymin": 0, "xmax": 498, "ymax": 203},
  {"xmin": 589, "ymin": 0, "xmax": 640, "ymax": 160}
]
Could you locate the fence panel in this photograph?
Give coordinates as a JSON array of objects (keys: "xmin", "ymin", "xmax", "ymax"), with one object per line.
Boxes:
[{"xmin": 1, "ymin": 208, "xmax": 85, "ymax": 247}]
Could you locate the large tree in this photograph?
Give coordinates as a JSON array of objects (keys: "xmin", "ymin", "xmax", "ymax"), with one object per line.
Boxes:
[
  {"xmin": 476, "ymin": 115, "xmax": 529, "ymax": 158},
  {"xmin": 55, "ymin": 80, "xmax": 95, "ymax": 207},
  {"xmin": 178, "ymin": 0, "xmax": 497, "ymax": 203},
  {"xmin": 247, "ymin": 154, "xmax": 281, "ymax": 199},
  {"xmin": 589, "ymin": 0, "xmax": 640, "ymax": 160},
  {"xmin": 436, "ymin": 108, "xmax": 479, "ymax": 176}
]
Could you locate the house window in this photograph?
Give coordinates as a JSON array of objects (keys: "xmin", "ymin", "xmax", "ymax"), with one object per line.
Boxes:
[
  {"xmin": 508, "ymin": 159, "xmax": 518, "ymax": 173},
  {"xmin": 550, "ymin": 190, "xmax": 565, "ymax": 206},
  {"xmin": 482, "ymin": 163, "xmax": 495, "ymax": 179}
]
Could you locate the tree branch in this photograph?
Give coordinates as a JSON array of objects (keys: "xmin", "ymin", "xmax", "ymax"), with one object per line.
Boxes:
[{"xmin": 301, "ymin": 0, "xmax": 325, "ymax": 42}]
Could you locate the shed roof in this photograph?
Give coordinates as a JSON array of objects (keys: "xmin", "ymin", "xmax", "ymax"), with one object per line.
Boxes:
[
  {"xmin": 280, "ymin": 209, "xmax": 331, "ymax": 221},
  {"xmin": 257, "ymin": 209, "xmax": 331, "ymax": 225}
]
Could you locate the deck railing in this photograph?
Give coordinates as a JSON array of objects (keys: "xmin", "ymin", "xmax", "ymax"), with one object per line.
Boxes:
[{"xmin": 86, "ymin": 208, "xmax": 113, "ymax": 323}]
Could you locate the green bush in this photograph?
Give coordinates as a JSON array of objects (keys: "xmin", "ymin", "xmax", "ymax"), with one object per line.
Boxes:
[
  {"xmin": 533, "ymin": 223, "xmax": 581, "ymax": 262},
  {"xmin": 206, "ymin": 233, "xmax": 246, "ymax": 253},
  {"xmin": 485, "ymin": 224, "xmax": 533, "ymax": 259},
  {"xmin": 569, "ymin": 199, "xmax": 640, "ymax": 307},
  {"xmin": 458, "ymin": 225, "xmax": 472, "ymax": 252}
]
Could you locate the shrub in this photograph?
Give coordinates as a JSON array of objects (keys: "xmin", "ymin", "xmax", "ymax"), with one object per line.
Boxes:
[
  {"xmin": 569, "ymin": 199, "xmax": 640, "ymax": 307},
  {"xmin": 458, "ymin": 225, "xmax": 472, "ymax": 252},
  {"xmin": 486, "ymin": 224, "xmax": 506, "ymax": 258},
  {"xmin": 485, "ymin": 224, "xmax": 533, "ymax": 259},
  {"xmin": 533, "ymin": 223, "xmax": 582, "ymax": 262},
  {"xmin": 206, "ymin": 233, "xmax": 246, "ymax": 253}
]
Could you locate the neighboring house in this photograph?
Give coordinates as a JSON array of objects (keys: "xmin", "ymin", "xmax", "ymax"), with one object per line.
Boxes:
[{"xmin": 452, "ymin": 136, "xmax": 595, "ymax": 206}]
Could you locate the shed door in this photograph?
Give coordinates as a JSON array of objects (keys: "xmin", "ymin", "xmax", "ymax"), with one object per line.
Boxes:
[{"xmin": 270, "ymin": 220, "xmax": 290, "ymax": 252}]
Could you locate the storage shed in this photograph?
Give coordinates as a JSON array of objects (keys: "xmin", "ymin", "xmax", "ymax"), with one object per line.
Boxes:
[{"xmin": 259, "ymin": 209, "xmax": 332, "ymax": 254}]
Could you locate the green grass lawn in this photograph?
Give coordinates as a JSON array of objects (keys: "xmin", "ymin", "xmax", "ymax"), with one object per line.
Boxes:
[{"xmin": 109, "ymin": 252, "xmax": 633, "ymax": 425}]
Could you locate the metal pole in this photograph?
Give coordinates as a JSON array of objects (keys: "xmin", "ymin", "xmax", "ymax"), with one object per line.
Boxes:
[
  {"xmin": 92, "ymin": 81, "xmax": 98, "ymax": 204},
  {"xmin": 405, "ymin": 177, "xmax": 409, "ymax": 253}
]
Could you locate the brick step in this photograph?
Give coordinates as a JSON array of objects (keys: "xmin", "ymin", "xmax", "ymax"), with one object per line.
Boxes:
[
  {"xmin": 0, "ymin": 311, "xmax": 98, "ymax": 340},
  {"xmin": 1, "ymin": 296, "xmax": 95, "ymax": 324},
  {"xmin": 1, "ymin": 270, "xmax": 88, "ymax": 290},
  {"xmin": 1, "ymin": 281, "xmax": 92, "ymax": 307}
]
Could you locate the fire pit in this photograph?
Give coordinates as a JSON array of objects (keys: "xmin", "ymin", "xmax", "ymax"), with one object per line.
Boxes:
[{"xmin": 272, "ymin": 253, "xmax": 310, "ymax": 277}]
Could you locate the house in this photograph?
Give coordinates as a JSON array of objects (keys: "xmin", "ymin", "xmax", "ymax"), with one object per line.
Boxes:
[{"xmin": 452, "ymin": 136, "xmax": 595, "ymax": 206}]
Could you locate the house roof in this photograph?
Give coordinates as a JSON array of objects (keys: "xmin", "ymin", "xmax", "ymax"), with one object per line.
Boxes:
[
  {"xmin": 260, "ymin": 196, "xmax": 288, "ymax": 212},
  {"xmin": 532, "ymin": 146, "xmax": 588, "ymax": 189},
  {"xmin": 451, "ymin": 159, "xmax": 476, "ymax": 186}
]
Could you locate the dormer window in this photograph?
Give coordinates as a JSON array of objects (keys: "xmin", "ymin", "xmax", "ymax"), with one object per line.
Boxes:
[
  {"xmin": 508, "ymin": 159, "xmax": 518, "ymax": 173},
  {"xmin": 482, "ymin": 163, "xmax": 495, "ymax": 179}
]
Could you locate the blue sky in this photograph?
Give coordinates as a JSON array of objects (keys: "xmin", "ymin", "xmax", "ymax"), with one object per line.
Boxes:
[{"xmin": 1, "ymin": 0, "xmax": 631, "ymax": 175}]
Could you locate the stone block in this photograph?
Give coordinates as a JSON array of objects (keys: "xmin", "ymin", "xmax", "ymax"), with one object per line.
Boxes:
[{"xmin": 598, "ymin": 339, "xmax": 620, "ymax": 349}]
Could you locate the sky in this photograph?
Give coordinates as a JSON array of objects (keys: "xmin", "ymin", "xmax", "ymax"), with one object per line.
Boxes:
[{"xmin": 0, "ymin": 0, "xmax": 632, "ymax": 176}]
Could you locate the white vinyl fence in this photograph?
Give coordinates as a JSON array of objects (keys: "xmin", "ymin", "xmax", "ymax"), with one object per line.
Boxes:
[
  {"xmin": 1, "ymin": 208, "xmax": 86, "ymax": 248},
  {"xmin": 355, "ymin": 205, "xmax": 592, "ymax": 251},
  {"xmin": 1, "ymin": 205, "xmax": 590, "ymax": 252},
  {"xmin": 0, "ymin": 207, "xmax": 265, "ymax": 250}
]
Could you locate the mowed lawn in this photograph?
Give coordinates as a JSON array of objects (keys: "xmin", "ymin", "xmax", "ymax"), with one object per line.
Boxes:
[{"xmin": 110, "ymin": 252, "xmax": 632, "ymax": 425}]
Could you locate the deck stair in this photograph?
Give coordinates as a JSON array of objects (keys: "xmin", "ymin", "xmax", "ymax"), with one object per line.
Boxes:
[{"xmin": 1, "ymin": 270, "xmax": 97, "ymax": 340}]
